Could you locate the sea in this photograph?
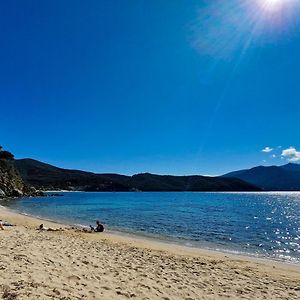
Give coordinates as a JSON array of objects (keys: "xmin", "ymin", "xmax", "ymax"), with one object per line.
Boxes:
[{"xmin": 2, "ymin": 191, "xmax": 300, "ymax": 264}]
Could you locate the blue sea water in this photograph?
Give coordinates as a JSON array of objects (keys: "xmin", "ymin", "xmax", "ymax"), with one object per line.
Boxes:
[{"xmin": 2, "ymin": 192, "xmax": 300, "ymax": 264}]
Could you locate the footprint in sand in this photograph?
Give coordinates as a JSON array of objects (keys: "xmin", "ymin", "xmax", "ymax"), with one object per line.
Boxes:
[
  {"xmin": 88, "ymin": 290, "xmax": 96, "ymax": 297},
  {"xmin": 67, "ymin": 275, "xmax": 81, "ymax": 282}
]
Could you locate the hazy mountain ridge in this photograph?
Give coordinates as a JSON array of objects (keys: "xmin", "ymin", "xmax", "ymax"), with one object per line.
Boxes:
[
  {"xmin": 14, "ymin": 159, "xmax": 260, "ymax": 192},
  {"xmin": 223, "ymin": 163, "xmax": 300, "ymax": 191}
]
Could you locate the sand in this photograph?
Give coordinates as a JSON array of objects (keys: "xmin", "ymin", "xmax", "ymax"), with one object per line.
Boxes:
[{"xmin": 0, "ymin": 206, "xmax": 300, "ymax": 299}]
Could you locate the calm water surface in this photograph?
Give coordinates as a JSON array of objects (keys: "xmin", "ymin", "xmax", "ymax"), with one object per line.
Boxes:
[{"xmin": 2, "ymin": 192, "xmax": 300, "ymax": 264}]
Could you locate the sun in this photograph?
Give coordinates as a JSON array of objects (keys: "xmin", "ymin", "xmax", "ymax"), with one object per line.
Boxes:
[
  {"xmin": 260, "ymin": 0, "xmax": 285, "ymax": 11},
  {"xmin": 266, "ymin": 0, "xmax": 282, "ymax": 4}
]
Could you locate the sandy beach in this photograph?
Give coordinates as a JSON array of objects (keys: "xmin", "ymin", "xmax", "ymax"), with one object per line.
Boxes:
[{"xmin": 0, "ymin": 206, "xmax": 300, "ymax": 299}]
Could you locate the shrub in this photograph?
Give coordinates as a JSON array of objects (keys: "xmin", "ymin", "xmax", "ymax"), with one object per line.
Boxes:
[{"xmin": 0, "ymin": 151, "xmax": 15, "ymax": 160}]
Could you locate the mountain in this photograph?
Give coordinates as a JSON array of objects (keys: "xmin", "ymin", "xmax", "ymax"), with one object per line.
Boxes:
[
  {"xmin": 14, "ymin": 159, "xmax": 131, "ymax": 192},
  {"xmin": 280, "ymin": 163, "xmax": 300, "ymax": 172},
  {"xmin": 223, "ymin": 163, "xmax": 300, "ymax": 191},
  {"xmin": 104, "ymin": 173, "xmax": 260, "ymax": 192},
  {"xmin": 14, "ymin": 159, "xmax": 260, "ymax": 192}
]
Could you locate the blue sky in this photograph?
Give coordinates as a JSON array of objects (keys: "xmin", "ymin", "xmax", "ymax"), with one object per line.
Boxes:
[{"xmin": 1, "ymin": 0, "xmax": 300, "ymax": 175}]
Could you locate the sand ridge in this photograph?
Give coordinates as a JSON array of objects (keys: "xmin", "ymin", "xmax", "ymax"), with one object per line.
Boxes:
[{"xmin": 0, "ymin": 206, "xmax": 300, "ymax": 299}]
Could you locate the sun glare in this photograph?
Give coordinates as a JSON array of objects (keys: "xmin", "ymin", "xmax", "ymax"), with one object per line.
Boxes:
[
  {"xmin": 192, "ymin": 0, "xmax": 299, "ymax": 60},
  {"xmin": 260, "ymin": 0, "xmax": 285, "ymax": 12}
]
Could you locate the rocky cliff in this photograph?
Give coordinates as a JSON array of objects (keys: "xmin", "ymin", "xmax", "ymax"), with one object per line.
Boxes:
[{"xmin": 0, "ymin": 158, "xmax": 39, "ymax": 198}]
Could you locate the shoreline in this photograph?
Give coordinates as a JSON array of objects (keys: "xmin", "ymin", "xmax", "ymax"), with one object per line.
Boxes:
[
  {"xmin": 2, "ymin": 202, "xmax": 300, "ymax": 269},
  {"xmin": 1, "ymin": 205, "xmax": 300, "ymax": 299},
  {"xmin": 1, "ymin": 204, "xmax": 300, "ymax": 272}
]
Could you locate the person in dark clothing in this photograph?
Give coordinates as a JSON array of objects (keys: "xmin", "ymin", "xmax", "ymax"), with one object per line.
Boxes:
[{"xmin": 94, "ymin": 220, "xmax": 104, "ymax": 232}]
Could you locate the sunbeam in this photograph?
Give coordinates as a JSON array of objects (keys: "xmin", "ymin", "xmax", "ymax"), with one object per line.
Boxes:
[
  {"xmin": 192, "ymin": 0, "xmax": 299, "ymax": 60},
  {"xmin": 259, "ymin": 0, "xmax": 286, "ymax": 12}
]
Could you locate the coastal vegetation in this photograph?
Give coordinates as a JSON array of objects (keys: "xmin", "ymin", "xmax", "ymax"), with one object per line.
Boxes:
[
  {"xmin": 0, "ymin": 145, "xmax": 14, "ymax": 160},
  {"xmin": 0, "ymin": 147, "xmax": 41, "ymax": 198}
]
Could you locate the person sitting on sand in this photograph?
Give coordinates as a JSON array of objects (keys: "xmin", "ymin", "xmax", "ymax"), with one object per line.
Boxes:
[{"xmin": 91, "ymin": 221, "xmax": 104, "ymax": 232}]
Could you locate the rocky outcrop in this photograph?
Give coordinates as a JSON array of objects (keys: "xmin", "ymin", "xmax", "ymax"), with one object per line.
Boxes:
[
  {"xmin": 0, "ymin": 188, "xmax": 5, "ymax": 197},
  {"xmin": 0, "ymin": 158, "xmax": 42, "ymax": 198}
]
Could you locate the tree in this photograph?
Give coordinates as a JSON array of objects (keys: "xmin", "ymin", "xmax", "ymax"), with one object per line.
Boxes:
[{"xmin": 0, "ymin": 151, "xmax": 14, "ymax": 160}]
